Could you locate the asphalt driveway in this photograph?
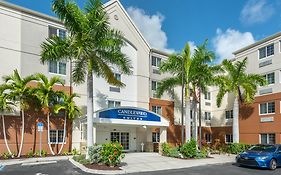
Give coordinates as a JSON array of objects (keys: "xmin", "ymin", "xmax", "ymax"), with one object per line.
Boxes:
[{"xmin": 2, "ymin": 161, "xmax": 281, "ymax": 175}]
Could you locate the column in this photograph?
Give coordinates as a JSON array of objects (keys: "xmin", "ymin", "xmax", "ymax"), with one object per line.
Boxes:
[{"xmin": 159, "ymin": 127, "xmax": 167, "ymax": 154}]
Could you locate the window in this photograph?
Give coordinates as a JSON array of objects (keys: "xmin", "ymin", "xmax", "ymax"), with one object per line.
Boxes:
[
  {"xmin": 108, "ymin": 100, "xmax": 121, "ymax": 108},
  {"xmin": 205, "ymin": 134, "xmax": 212, "ymax": 143},
  {"xmin": 152, "ymin": 106, "xmax": 162, "ymax": 115},
  {"xmin": 49, "ymin": 26, "xmax": 66, "ymax": 39},
  {"xmin": 151, "ymin": 81, "xmax": 158, "ymax": 91},
  {"xmin": 49, "ymin": 130, "xmax": 64, "ymax": 144},
  {"xmin": 260, "ymin": 134, "xmax": 275, "ymax": 144},
  {"xmin": 225, "ymin": 134, "xmax": 233, "ymax": 143},
  {"xmin": 151, "ymin": 56, "xmax": 161, "ymax": 68},
  {"xmin": 263, "ymin": 72, "xmax": 275, "ymax": 85},
  {"xmin": 259, "ymin": 44, "xmax": 274, "ymax": 59},
  {"xmin": 204, "ymin": 112, "xmax": 211, "ymax": 121},
  {"xmin": 49, "ymin": 60, "xmax": 66, "ymax": 75},
  {"xmin": 260, "ymin": 102, "xmax": 275, "ymax": 114},
  {"xmin": 204, "ymin": 92, "xmax": 211, "ymax": 100},
  {"xmin": 109, "ymin": 73, "xmax": 121, "ymax": 92},
  {"xmin": 152, "ymin": 132, "xmax": 160, "ymax": 143},
  {"xmin": 225, "ymin": 110, "xmax": 233, "ymax": 119}
]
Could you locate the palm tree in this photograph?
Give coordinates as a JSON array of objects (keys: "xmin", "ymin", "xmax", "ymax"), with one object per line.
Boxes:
[
  {"xmin": 157, "ymin": 41, "xmax": 218, "ymax": 145},
  {"xmin": 215, "ymin": 58, "xmax": 266, "ymax": 143},
  {"xmin": 40, "ymin": 0, "xmax": 132, "ymax": 156},
  {"xmin": 189, "ymin": 41, "xmax": 218, "ymax": 148},
  {"xmin": 1, "ymin": 69, "xmax": 38, "ymax": 157},
  {"xmin": 0, "ymin": 92, "xmax": 14, "ymax": 155},
  {"xmin": 156, "ymin": 43, "xmax": 192, "ymax": 143},
  {"xmin": 35, "ymin": 73, "xmax": 65, "ymax": 155},
  {"xmin": 54, "ymin": 92, "xmax": 81, "ymax": 154}
]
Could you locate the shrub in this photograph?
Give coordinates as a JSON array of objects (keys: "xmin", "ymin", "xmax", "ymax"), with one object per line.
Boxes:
[
  {"xmin": 168, "ymin": 147, "xmax": 181, "ymax": 158},
  {"xmin": 26, "ymin": 151, "xmax": 34, "ymax": 158},
  {"xmin": 2, "ymin": 152, "xmax": 11, "ymax": 159},
  {"xmin": 35, "ymin": 150, "xmax": 47, "ymax": 157},
  {"xmin": 71, "ymin": 148, "xmax": 80, "ymax": 156},
  {"xmin": 101, "ymin": 142, "xmax": 125, "ymax": 166},
  {"xmin": 73, "ymin": 154, "xmax": 90, "ymax": 164},
  {"xmin": 180, "ymin": 138, "xmax": 197, "ymax": 158},
  {"xmin": 88, "ymin": 145, "xmax": 103, "ymax": 164},
  {"xmin": 226, "ymin": 143, "xmax": 251, "ymax": 154},
  {"xmin": 161, "ymin": 142, "xmax": 171, "ymax": 156},
  {"xmin": 62, "ymin": 151, "xmax": 70, "ymax": 156}
]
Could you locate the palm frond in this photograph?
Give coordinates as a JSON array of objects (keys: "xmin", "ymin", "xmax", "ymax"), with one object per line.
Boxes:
[{"xmin": 156, "ymin": 77, "xmax": 181, "ymax": 98}]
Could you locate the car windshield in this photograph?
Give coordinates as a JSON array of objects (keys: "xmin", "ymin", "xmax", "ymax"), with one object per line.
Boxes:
[{"xmin": 248, "ymin": 145, "xmax": 276, "ymax": 152}]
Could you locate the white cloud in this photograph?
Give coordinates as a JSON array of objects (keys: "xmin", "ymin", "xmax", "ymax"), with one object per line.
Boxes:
[
  {"xmin": 187, "ymin": 41, "xmax": 196, "ymax": 56},
  {"xmin": 127, "ymin": 7, "xmax": 174, "ymax": 53},
  {"xmin": 240, "ymin": 0, "xmax": 274, "ymax": 25},
  {"xmin": 212, "ymin": 28, "xmax": 255, "ymax": 61}
]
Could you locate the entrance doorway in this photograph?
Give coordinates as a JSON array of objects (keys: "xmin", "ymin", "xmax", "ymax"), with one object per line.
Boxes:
[
  {"xmin": 111, "ymin": 132, "xmax": 130, "ymax": 150},
  {"xmin": 152, "ymin": 132, "xmax": 160, "ymax": 152}
]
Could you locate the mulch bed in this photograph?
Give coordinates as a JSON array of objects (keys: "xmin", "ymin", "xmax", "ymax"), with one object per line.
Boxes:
[
  {"xmin": 84, "ymin": 164, "xmax": 121, "ymax": 170},
  {"xmin": 0, "ymin": 154, "xmax": 67, "ymax": 160}
]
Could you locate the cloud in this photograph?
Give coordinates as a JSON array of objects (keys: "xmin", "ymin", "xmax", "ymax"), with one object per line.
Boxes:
[
  {"xmin": 188, "ymin": 41, "xmax": 196, "ymax": 56},
  {"xmin": 127, "ymin": 7, "xmax": 174, "ymax": 53},
  {"xmin": 212, "ymin": 28, "xmax": 255, "ymax": 61},
  {"xmin": 240, "ymin": 0, "xmax": 274, "ymax": 25}
]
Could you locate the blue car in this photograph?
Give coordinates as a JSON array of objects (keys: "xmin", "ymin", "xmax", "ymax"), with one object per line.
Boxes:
[{"xmin": 236, "ymin": 144, "xmax": 281, "ymax": 170}]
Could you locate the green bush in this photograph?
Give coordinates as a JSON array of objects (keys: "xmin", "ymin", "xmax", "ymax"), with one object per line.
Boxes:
[
  {"xmin": 73, "ymin": 154, "xmax": 90, "ymax": 164},
  {"xmin": 180, "ymin": 138, "xmax": 197, "ymax": 158},
  {"xmin": 226, "ymin": 143, "xmax": 251, "ymax": 154},
  {"xmin": 161, "ymin": 142, "xmax": 171, "ymax": 156},
  {"xmin": 71, "ymin": 148, "xmax": 80, "ymax": 155},
  {"xmin": 88, "ymin": 145, "xmax": 103, "ymax": 164},
  {"xmin": 35, "ymin": 150, "xmax": 47, "ymax": 157},
  {"xmin": 26, "ymin": 151, "xmax": 34, "ymax": 158},
  {"xmin": 168, "ymin": 147, "xmax": 181, "ymax": 158},
  {"xmin": 1, "ymin": 152, "xmax": 11, "ymax": 159},
  {"xmin": 101, "ymin": 142, "xmax": 125, "ymax": 166}
]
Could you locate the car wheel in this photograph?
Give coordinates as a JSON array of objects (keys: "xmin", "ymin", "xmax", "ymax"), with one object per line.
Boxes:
[{"xmin": 269, "ymin": 159, "xmax": 277, "ymax": 170}]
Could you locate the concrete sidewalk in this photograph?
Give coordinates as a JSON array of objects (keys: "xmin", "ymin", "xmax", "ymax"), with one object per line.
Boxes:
[
  {"xmin": 0, "ymin": 155, "xmax": 71, "ymax": 166},
  {"xmin": 121, "ymin": 152, "xmax": 236, "ymax": 174}
]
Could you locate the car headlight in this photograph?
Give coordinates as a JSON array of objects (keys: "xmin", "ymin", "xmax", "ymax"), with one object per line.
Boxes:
[{"xmin": 258, "ymin": 156, "xmax": 269, "ymax": 160}]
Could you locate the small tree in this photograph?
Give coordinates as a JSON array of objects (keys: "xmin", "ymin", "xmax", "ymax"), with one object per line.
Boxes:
[
  {"xmin": 0, "ymin": 92, "xmax": 14, "ymax": 155},
  {"xmin": 215, "ymin": 58, "xmax": 266, "ymax": 143},
  {"xmin": 1, "ymin": 70, "xmax": 38, "ymax": 157},
  {"xmin": 35, "ymin": 73, "xmax": 65, "ymax": 155},
  {"xmin": 54, "ymin": 92, "xmax": 81, "ymax": 154}
]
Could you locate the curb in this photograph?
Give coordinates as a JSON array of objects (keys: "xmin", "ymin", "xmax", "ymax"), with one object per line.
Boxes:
[
  {"xmin": 1, "ymin": 156, "xmax": 71, "ymax": 166},
  {"xmin": 69, "ymin": 158, "xmax": 126, "ymax": 175}
]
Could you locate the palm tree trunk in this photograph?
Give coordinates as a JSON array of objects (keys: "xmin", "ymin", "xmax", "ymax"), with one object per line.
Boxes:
[
  {"xmin": 233, "ymin": 97, "xmax": 239, "ymax": 143},
  {"xmin": 198, "ymin": 91, "xmax": 202, "ymax": 149},
  {"xmin": 17, "ymin": 110, "xmax": 24, "ymax": 157},
  {"xmin": 58, "ymin": 115, "xmax": 67, "ymax": 154},
  {"xmin": 47, "ymin": 113, "xmax": 55, "ymax": 155},
  {"xmin": 185, "ymin": 97, "xmax": 191, "ymax": 142},
  {"xmin": 86, "ymin": 71, "xmax": 94, "ymax": 159},
  {"xmin": 192, "ymin": 100, "xmax": 198, "ymax": 141},
  {"xmin": 2, "ymin": 115, "xmax": 12, "ymax": 155}
]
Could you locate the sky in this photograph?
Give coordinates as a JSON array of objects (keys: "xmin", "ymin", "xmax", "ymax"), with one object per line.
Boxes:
[{"xmin": 4, "ymin": 0, "xmax": 281, "ymax": 63}]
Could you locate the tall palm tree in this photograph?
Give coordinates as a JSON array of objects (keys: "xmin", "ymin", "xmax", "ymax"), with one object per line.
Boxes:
[
  {"xmin": 54, "ymin": 92, "xmax": 81, "ymax": 154},
  {"xmin": 157, "ymin": 41, "xmax": 218, "ymax": 144},
  {"xmin": 35, "ymin": 73, "xmax": 65, "ymax": 155},
  {"xmin": 40, "ymin": 0, "xmax": 132, "ymax": 156},
  {"xmin": 189, "ymin": 41, "xmax": 218, "ymax": 148},
  {"xmin": 215, "ymin": 58, "xmax": 266, "ymax": 143},
  {"xmin": 0, "ymin": 92, "xmax": 14, "ymax": 155},
  {"xmin": 1, "ymin": 69, "xmax": 38, "ymax": 157},
  {"xmin": 156, "ymin": 43, "xmax": 192, "ymax": 143}
]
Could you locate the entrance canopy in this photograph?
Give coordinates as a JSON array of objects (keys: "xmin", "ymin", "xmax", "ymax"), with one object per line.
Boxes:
[{"xmin": 94, "ymin": 107, "xmax": 169, "ymax": 127}]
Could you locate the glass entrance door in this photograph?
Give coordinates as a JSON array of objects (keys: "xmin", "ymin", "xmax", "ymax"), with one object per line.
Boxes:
[{"xmin": 110, "ymin": 132, "xmax": 129, "ymax": 150}]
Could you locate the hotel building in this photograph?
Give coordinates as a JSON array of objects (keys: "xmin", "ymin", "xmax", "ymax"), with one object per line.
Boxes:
[{"xmin": 1, "ymin": 0, "xmax": 281, "ymax": 156}]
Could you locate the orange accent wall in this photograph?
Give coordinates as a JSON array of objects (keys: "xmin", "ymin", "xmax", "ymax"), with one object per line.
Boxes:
[{"xmin": 239, "ymin": 92, "xmax": 281, "ymax": 144}]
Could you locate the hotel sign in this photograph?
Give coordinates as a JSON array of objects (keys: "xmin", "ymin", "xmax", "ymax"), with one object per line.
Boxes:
[
  {"xmin": 260, "ymin": 116, "xmax": 274, "ymax": 123},
  {"xmin": 99, "ymin": 108, "xmax": 161, "ymax": 122}
]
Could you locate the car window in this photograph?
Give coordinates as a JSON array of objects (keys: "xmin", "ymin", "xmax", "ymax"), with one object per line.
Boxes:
[
  {"xmin": 278, "ymin": 146, "xmax": 281, "ymax": 151},
  {"xmin": 249, "ymin": 145, "xmax": 277, "ymax": 152}
]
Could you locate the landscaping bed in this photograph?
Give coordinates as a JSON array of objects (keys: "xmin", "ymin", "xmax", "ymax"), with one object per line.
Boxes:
[{"xmin": 72, "ymin": 142, "xmax": 125, "ymax": 171}]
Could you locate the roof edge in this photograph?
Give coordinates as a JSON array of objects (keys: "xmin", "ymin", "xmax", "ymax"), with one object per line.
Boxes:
[{"xmin": 233, "ymin": 31, "xmax": 281, "ymax": 55}]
